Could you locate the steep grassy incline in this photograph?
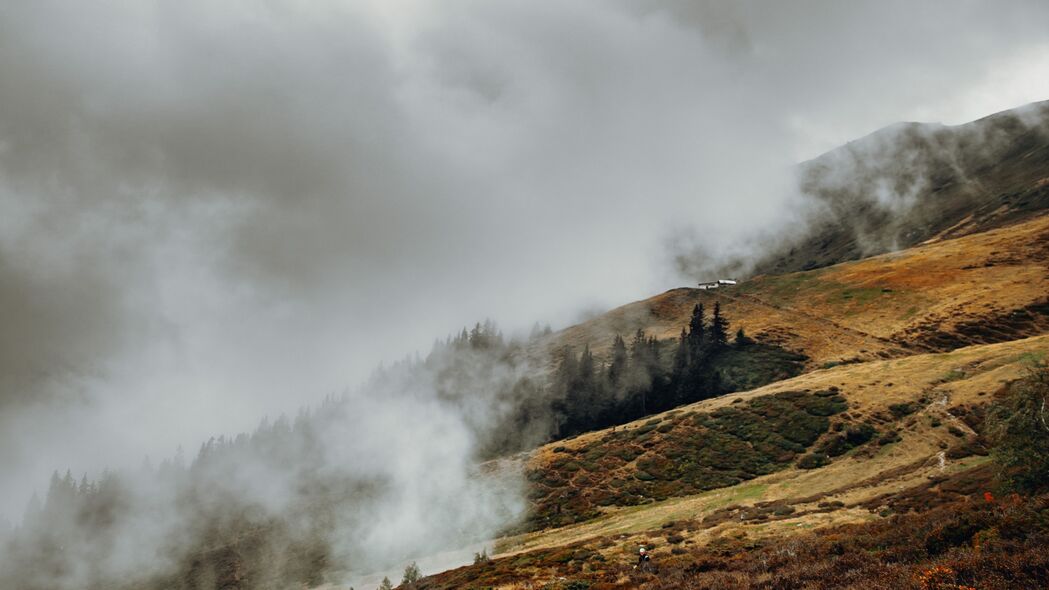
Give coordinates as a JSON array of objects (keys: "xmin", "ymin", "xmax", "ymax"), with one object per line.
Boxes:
[
  {"xmin": 421, "ymin": 335, "xmax": 1047, "ymax": 589},
  {"xmin": 511, "ymin": 334, "xmax": 1046, "ymax": 546},
  {"xmin": 534, "ymin": 212, "xmax": 1049, "ymax": 370},
  {"xmin": 522, "ymin": 390, "xmax": 847, "ymax": 530}
]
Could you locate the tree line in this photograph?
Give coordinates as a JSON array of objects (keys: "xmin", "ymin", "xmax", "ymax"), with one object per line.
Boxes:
[
  {"xmin": 551, "ymin": 301, "xmax": 746, "ymax": 437},
  {"xmin": 1, "ymin": 305, "xmax": 752, "ymax": 589}
]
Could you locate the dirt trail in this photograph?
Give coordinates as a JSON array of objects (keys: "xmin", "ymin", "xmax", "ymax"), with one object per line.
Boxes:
[{"xmin": 716, "ymin": 290, "xmax": 937, "ymax": 355}]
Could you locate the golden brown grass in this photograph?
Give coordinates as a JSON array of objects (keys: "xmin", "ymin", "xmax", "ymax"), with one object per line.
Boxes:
[
  {"xmin": 536, "ymin": 213, "xmax": 1049, "ymax": 370},
  {"xmin": 505, "ymin": 334, "xmax": 1047, "ymax": 563}
]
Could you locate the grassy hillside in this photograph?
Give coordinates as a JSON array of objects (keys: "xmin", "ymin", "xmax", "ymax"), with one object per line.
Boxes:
[
  {"xmin": 522, "ymin": 390, "xmax": 847, "ymax": 530},
  {"xmin": 418, "ymin": 334, "xmax": 1048, "ymax": 589},
  {"xmin": 536, "ymin": 213, "xmax": 1049, "ymax": 370}
]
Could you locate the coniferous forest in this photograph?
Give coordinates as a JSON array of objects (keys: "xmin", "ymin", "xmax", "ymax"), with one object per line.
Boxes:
[
  {"xmin": 0, "ymin": 301, "xmax": 804, "ymax": 590},
  {"xmin": 549, "ymin": 302, "xmax": 804, "ymax": 439}
]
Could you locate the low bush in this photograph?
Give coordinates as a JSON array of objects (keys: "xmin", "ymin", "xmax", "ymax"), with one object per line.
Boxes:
[
  {"xmin": 878, "ymin": 430, "xmax": 902, "ymax": 445},
  {"xmin": 798, "ymin": 453, "xmax": 830, "ymax": 469},
  {"xmin": 890, "ymin": 402, "xmax": 917, "ymax": 418}
]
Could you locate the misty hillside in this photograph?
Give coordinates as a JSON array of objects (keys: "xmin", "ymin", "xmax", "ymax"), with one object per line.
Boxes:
[
  {"xmin": 425, "ymin": 333, "xmax": 1049, "ymax": 589},
  {"xmin": 414, "ymin": 205, "xmax": 1049, "ymax": 586},
  {"xmin": 753, "ymin": 99, "xmax": 1049, "ymax": 275},
  {"xmin": 5, "ymin": 102, "xmax": 1049, "ymax": 590},
  {"xmin": 8, "ymin": 3, "xmax": 1049, "ymax": 590},
  {"xmin": 540, "ymin": 212, "xmax": 1049, "ymax": 370}
]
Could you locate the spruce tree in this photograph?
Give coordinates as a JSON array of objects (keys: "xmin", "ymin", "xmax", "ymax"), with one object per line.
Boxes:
[
  {"xmin": 378, "ymin": 576, "xmax": 393, "ymax": 590},
  {"xmin": 647, "ymin": 336, "xmax": 663, "ymax": 380},
  {"xmin": 576, "ymin": 344, "xmax": 599, "ymax": 429},
  {"xmin": 679, "ymin": 303, "xmax": 712, "ymax": 402},
  {"xmin": 628, "ymin": 329, "xmax": 647, "ymax": 383},
  {"xmin": 553, "ymin": 346, "xmax": 578, "ymax": 397},
  {"xmin": 710, "ymin": 301, "xmax": 729, "ymax": 350},
  {"xmin": 552, "ymin": 346, "xmax": 578, "ymax": 435},
  {"xmin": 624, "ymin": 330, "xmax": 649, "ymax": 417},
  {"xmin": 667, "ymin": 328, "xmax": 690, "ymax": 412},
  {"xmin": 608, "ymin": 334, "xmax": 628, "ymax": 390},
  {"xmin": 687, "ymin": 303, "xmax": 705, "ymax": 359}
]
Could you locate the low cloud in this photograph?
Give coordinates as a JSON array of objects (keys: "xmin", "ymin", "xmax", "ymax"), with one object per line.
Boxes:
[{"xmin": 2, "ymin": 0, "xmax": 1049, "ymax": 578}]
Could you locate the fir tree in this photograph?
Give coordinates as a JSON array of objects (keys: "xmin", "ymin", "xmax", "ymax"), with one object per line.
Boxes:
[
  {"xmin": 608, "ymin": 334, "xmax": 628, "ymax": 390},
  {"xmin": 378, "ymin": 576, "xmax": 393, "ymax": 590},
  {"xmin": 710, "ymin": 301, "xmax": 729, "ymax": 350},
  {"xmin": 681, "ymin": 302, "xmax": 712, "ymax": 403},
  {"xmin": 687, "ymin": 303, "xmax": 706, "ymax": 360},
  {"xmin": 576, "ymin": 344, "xmax": 601, "ymax": 429},
  {"xmin": 667, "ymin": 327, "xmax": 691, "ymax": 411}
]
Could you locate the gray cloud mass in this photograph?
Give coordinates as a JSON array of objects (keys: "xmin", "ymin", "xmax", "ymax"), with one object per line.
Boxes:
[{"xmin": 2, "ymin": 0, "xmax": 1049, "ymax": 561}]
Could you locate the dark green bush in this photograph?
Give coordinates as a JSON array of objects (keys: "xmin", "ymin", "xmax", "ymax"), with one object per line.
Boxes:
[
  {"xmin": 987, "ymin": 365, "xmax": 1049, "ymax": 494},
  {"xmin": 819, "ymin": 434, "xmax": 850, "ymax": 457},
  {"xmin": 889, "ymin": 403, "xmax": 916, "ymax": 418},
  {"xmin": 798, "ymin": 453, "xmax": 830, "ymax": 469},
  {"xmin": 845, "ymin": 423, "xmax": 877, "ymax": 446}
]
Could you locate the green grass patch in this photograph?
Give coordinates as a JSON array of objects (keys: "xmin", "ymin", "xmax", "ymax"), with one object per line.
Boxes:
[
  {"xmin": 900, "ymin": 305, "xmax": 921, "ymax": 320},
  {"xmin": 1012, "ymin": 350, "xmax": 1048, "ymax": 365},
  {"xmin": 835, "ymin": 287, "xmax": 888, "ymax": 305}
]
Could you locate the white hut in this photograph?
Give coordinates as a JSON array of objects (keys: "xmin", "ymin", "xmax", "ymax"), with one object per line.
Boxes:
[{"xmin": 698, "ymin": 279, "xmax": 737, "ymax": 290}]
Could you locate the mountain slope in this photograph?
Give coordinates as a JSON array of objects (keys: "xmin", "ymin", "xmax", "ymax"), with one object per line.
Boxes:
[
  {"xmin": 422, "ymin": 333, "xmax": 1048, "ymax": 589},
  {"xmin": 536, "ymin": 212, "xmax": 1049, "ymax": 370},
  {"xmin": 412, "ymin": 211, "xmax": 1049, "ymax": 588},
  {"xmin": 755, "ymin": 99, "xmax": 1049, "ymax": 275}
]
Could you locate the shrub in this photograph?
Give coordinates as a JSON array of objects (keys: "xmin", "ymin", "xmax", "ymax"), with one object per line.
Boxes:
[
  {"xmin": 636, "ymin": 423, "xmax": 659, "ymax": 435},
  {"xmin": 878, "ymin": 431, "xmax": 902, "ymax": 445},
  {"xmin": 986, "ymin": 365, "xmax": 1049, "ymax": 494},
  {"xmin": 819, "ymin": 434, "xmax": 850, "ymax": 457},
  {"xmin": 889, "ymin": 403, "xmax": 917, "ymax": 418},
  {"xmin": 798, "ymin": 453, "xmax": 830, "ymax": 469},
  {"xmin": 845, "ymin": 423, "xmax": 877, "ymax": 445}
]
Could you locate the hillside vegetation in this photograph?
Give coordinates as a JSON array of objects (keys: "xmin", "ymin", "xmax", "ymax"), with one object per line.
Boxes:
[
  {"xmin": 422, "ymin": 334, "xmax": 1049, "ymax": 589},
  {"xmin": 540, "ymin": 213, "xmax": 1049, "ymax": 370},
  {"xmin": 7, "ymin": 104, "xmax": 1049, "ymax": 590}
]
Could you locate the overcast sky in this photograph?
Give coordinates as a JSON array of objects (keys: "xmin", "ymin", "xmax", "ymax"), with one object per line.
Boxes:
[{"xmin": 2, "ymin": 0, "xmax": 1049, "ymax": 517}]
